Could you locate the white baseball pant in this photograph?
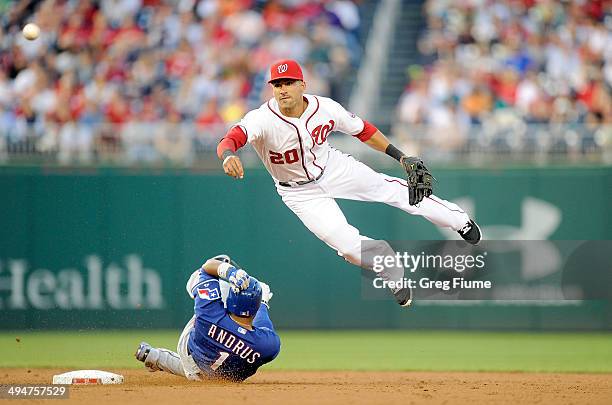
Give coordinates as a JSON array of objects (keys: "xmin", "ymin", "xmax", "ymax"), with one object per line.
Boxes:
[{"xmin": 277, "ymin": 148, "xmax": 470, "ymax": 269}]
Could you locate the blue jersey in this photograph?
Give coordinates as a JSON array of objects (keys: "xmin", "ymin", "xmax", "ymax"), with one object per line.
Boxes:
[{"xmin": 187, "ymin": 271, "xmax": 280, "ymax": 381}]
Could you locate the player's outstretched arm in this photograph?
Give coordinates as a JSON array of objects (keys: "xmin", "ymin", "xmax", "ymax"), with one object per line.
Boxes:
[
  {"xmin": 363, "ymin": 130, "xmax": 391, "ymax": 152},
  {"xmin": 364, "ymin": 130, "xmax": 433, "ymax": 206},
  {"xmin": 217, "ymin": 126, "xmax": 247, "ymax": 179}
]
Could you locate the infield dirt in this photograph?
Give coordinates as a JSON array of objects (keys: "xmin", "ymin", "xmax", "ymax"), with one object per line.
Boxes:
[{"xmin": 3, "ymin": 368, "xmax": 611, "ymax": 404}]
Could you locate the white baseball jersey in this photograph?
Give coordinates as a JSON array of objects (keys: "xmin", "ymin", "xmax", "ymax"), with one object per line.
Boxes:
[
  {"xmin": 235, "ymin": 94, "xmax": 365, "ymax": 183},
  {"xmin": 231, "ymin": 93, "xmax": 471, "ymax": 279}
]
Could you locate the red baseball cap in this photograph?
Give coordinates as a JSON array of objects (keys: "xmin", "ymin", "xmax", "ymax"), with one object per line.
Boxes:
[{"xmin": 268, "ymin": 59, "xmax": 304, "ymax": 83}]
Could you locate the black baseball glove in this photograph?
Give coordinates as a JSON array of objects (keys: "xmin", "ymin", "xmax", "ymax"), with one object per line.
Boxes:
[{"xmin": 400, "ymin": 156, "xmax": 433, "ymax": 205}]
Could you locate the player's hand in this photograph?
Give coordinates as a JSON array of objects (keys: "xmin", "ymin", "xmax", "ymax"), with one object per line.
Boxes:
[
  {"xmin": 259, "ymin": 281, "xmax": 274, "ymax": 307},
  {"xmin": 228, "ymin": 269, "xmax": 250, "ymax": 293},
  {"xmin": 223, "ymin": 155, "xmax": 244, "ymax": 179}
]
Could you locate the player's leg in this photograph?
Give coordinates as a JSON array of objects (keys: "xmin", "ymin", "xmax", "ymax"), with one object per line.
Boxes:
[
  {"xmin": 135, "ymin": 341, "xmax": 186, "ymax": 377},
  {"xmin": 280, "ymin": 192, "xmax": 365, "ymax": 265},
  {"xmin": 176, "ymin": 315, "xmax": 205, "ymax": 381},
  {"xmin": 321, "ymin": 149, "xmax": 474, "ymax": 235},
  {"xmin": 280, "ymin": 193, "xmax": 410, "ymax": 305},
  {"xmin": 135, "ymin": 316, "xmax": 205, "ymax": 380}
]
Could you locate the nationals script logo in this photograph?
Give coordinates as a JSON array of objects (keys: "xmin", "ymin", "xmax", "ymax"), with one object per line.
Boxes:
[
  {"xmin": 277, "ymin": 63, "xmax": 288, "ymax": 73},
  {"xmin": 311, "ymin": 120, "xmax": 335, "ymax": 145}
]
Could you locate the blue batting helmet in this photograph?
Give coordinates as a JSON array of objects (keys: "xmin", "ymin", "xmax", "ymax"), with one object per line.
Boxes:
[{"xmin": 227, "ymin": 277, "xmax": 262, "ymax": 317}]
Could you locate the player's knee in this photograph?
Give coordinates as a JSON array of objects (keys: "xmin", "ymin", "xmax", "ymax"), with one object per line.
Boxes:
[
  {"xmin": 320, "ymin": 224, "xmax": 364, "ymax": 266},
  {"xmin": 338, "ymin": 249, "xmax": 361, "ymax": 266},
  {"xmin": 336, "ymin": 243, "xmax": 363, "ymax": 267},
  {"xmin": 340, "ymin": 239, "xmax": 395, "ymax": 271}
]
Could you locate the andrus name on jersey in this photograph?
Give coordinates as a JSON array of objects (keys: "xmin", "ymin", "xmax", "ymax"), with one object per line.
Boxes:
[{"xmin": 207, "ymin": 324, "xmax": 261, "ymax": 364}]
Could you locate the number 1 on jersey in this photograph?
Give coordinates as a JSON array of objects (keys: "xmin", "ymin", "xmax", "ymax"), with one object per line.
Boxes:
[{"xmin": 211, "ymin": 351, "xmax": 230, "ymax": 371}]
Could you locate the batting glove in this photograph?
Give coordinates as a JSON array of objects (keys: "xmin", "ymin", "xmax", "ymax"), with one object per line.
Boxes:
[
  {"xmin": 228, "ymin": 269, "xmax": 250, "ymax": 293},
  {"xmin": 217, "ymin": 262, "xmax": 250, "ymax": 292},
  {"xmin": 259, "ymin": 281, "xmax": 274, "ymax": 308}
]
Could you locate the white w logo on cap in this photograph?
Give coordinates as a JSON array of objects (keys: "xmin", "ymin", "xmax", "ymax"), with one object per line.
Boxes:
[{"xmin": 277, "ymin": 64, "xmax": 288, "ymax": 74}]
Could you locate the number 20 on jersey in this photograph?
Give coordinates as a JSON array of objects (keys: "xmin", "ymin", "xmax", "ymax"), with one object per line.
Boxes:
[{"xmin": 269, "ymin": 149, "xmax": 299, "ymax": 164}]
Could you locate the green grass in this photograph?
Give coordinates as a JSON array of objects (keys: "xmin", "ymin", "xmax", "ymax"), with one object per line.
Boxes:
[{"xmin": 1, "ymin": 331, "xmax": 611, "ymax": 373}]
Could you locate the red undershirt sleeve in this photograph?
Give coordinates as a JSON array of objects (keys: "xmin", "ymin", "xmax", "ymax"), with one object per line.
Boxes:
[
  {"xmin": 216, "ymin": 126, "xmax": 248, "ymax": 159},
  {"xmin": 353, "ymin": 120, "xmax": 378, "ymax": 142}
]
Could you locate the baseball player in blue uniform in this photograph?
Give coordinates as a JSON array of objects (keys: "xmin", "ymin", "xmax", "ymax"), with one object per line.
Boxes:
[{"xmin": 135, "ymin": 255, "xmax": 280, "ymax": 382}]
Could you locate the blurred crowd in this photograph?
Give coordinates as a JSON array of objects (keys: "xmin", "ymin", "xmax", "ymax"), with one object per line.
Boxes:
[
  {"xmin": 395, "ymin": 0, "xmax": 612, "ymax": 156},
  {"xmin": 0, "ymin": 0, "xmax": 361, "ymax": 164}
]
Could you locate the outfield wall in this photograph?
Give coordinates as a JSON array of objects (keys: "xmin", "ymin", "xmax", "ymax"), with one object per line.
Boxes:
[{"xmin": 1, "ymin": 166, "xmax": 610, "ymax": 330}]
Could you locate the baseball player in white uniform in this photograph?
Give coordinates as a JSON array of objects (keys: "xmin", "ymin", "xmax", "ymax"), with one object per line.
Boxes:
[{"xmin": 217, "ymin": 59, "xmax": 481, "ymax": 307}]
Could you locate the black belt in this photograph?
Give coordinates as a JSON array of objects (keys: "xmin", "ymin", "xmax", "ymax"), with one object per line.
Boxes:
[{"xmin": 279, "ymin": 170, "xmax": 324, "ymax": 188}]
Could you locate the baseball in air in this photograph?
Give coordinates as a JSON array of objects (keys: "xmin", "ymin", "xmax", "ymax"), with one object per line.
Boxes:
[{"xmin": 22, "ymin": 23, "xmax": 40, "ymax": 40}]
